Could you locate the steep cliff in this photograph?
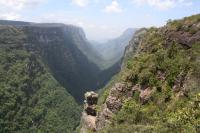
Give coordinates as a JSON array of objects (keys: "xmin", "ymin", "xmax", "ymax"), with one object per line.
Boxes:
[
  {"xmin": 0, "ymin": 26, "xmax": 81, "ymax": 132},
  {"xmin": 0, "ymin": 20, "xmax": 120, "ymax": 132},
  {"xmin": 82, "ymin": 14, "xmax": 200, "ymax": 133},
  {"xmin": 0, "ymin": 20, "xmax": 119, "ymax": 103},
  {"xmin": 22, "ymin": 24, "xmax": 102, "ymax": 102}
]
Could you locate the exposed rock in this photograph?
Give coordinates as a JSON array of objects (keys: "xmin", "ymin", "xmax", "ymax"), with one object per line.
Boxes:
[
  {"xmin": 110, "ymin": 83, "xmax": 126, "ymax": 97},
  {"xmin": 96, "ymin": 83, "xmax": 133, "ymax": 131},
  {"xmin": 157, "ymin": 70, "xmax": 166, "ymax": 81},
  {"xmin": 96, "ymin": 105, "xmax": 113, "ymax": 130},
  {"xmin": 164, "ymin": 25, "xmax": 200, "ymax": 48},
  {"xmin": 197, "ymin": 22, "xmax": 200, "ymax": 28},
  {"xmin": 173, "ymin": 72, "xmax": 186, "ymax": 93},
  {"xmin": 81, "ymin": 112, "xmax": 97, "ymax": 132},
  {"xmin": 84, "ymin": 91, "xmax": 98, "ymax": 116},
  {"xmin": 139, "ymin": 87, "xmax": 153, "ymax": 104},
  {"xmin": 122, "ymin": 28, "xmax": 147, "ymax": 68},
  {"xmin": 81, "ymin": 91, "xmax": 98, "ymax": 132},
  {"xmin": 85, "ymin": 91, "xmax": 98, "ymax": 105},
  {"xmin": 106, "ymin": 83, "xmax": 133, "ymax": 110},
  {"xmin": 132, "ymin": 84, "xmax": 140, "ymax": 91},
  {"xmin": 106, "ymin": 96, "xmax": 122, "ymax": 113},
  {"xmin": 84, "ymin": 105, "xmax": 97, "ymax": 116}
]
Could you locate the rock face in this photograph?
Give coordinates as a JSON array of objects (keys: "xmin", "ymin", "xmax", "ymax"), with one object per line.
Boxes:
[
  {"xmin": 81, "ymin": 29, "xmax": 152, "ymax": 132},
  {"xmin": 93, "ymin": 29, "xmax": 152, "ymax": 131},
  {"xmin": 122, "ymin": 28, "xmax": 147, "ymax": 68},
  {"xmin": 84, "ymin": 92, "xmax": 98, "ymax": 116},
  {"xmin": 124, "ymin": 28, "xmax": 147, "ymax": 57},
  {"xmin": 96, "ymin": 83, "xmax": 134, "ymax": 130},
  {"xmin": 0, "ymin": 20, "xmax": 120, "ymax": 103},
  {"xmin": 81, "ymin": 91, "xmax": 98, "ymax": 132},
  {"xmin": 21, "ymin": 24, "xmax": 102, "ymax": 102},
  {"xmin": 0, "ymin": 25, "xmax": 81, "ymax": 132},
  {"xmin": 92, "ymin": 15, "xmax": 200, "ymax": 133}
]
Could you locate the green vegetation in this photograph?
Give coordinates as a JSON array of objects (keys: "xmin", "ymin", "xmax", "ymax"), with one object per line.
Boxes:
[
  {"xmin": 100, "ymin": 15, "xmax": 200, "ymax": 133},
  {"xmin": 0, "ymin": 26, "xmax": 81, "ymax": 132}
]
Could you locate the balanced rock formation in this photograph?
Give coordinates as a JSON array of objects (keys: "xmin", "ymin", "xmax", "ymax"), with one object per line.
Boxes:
[
  {"xmin": 81, "ymin": 91, "xmax": 98, "ymax": 132},
  {"xmin": 84, "ymin": 91, "xmax": 98, "ymax": 116}
]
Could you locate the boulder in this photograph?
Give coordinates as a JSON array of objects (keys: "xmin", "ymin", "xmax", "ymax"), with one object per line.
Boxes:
[
  {"xmin": 84, "ymin": 104, "xmax": 97, "ymax": 116},
  {"xmin": 81, "ymin": 91, "xmax": 99, "ymax": 132},
  {"xmin": 84, "ymin": 91, "xmax": 98, "ymax": 116},
  {"xmin": 139, "ymin": 87, "xmax": 152, "ymax": 104},
  {"xmin": 81, "ymin": 112, "xmax": 97, "ymax": 132},
  {"xmin": 106, "ymin": 96, "xmax": 122, "ymax": 113},
  {"xmin": 85, "ymin": 91, "xmax": 98, "ymax": 105}
]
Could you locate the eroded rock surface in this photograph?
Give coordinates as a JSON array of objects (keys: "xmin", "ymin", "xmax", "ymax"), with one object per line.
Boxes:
[
  {"xmin": 96, "ymin": 83, "xmax": 133, "ymax": 130},
  {"xmin": 81, "ymin": 91, "xmax": 98, "ymax": 132}
]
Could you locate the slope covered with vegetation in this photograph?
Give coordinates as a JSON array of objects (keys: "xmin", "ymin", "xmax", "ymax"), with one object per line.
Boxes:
[
  {"xmin": 0, "ymin": 21, "xmax": 120, "ymax": 103},
  {"xmin": 0, "ymin": 26, "xmax": 81, "ymax": 132},
  {"xmin": 98, "ymin": 14, "xmax": 200, "ymax": 133}
]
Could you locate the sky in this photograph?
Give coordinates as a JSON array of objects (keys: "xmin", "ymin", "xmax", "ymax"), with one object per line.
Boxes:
[{"xmin": 0, "ymin": 0, "xmax": 199, "ymax": 41}]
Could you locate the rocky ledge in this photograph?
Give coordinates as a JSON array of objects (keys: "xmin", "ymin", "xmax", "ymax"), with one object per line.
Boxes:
[{"xmin": 80, "ymin": 83, "xmax": 156, "ymax": 132}]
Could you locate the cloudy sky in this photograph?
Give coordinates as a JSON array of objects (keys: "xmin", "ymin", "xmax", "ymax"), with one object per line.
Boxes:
[{"xmin": 0, "ymin": 0, "xmax": 199, "ymax": 41}]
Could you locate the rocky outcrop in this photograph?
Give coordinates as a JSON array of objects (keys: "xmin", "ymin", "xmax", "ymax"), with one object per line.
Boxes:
[
  {"xmin": 163, "ymin": 18, "xmax": 200, "ymax": 48},
  {"xmin": 81, "ymin": 14, "xmax": 200, "ymax": 133},
  {"xmin": 81, "ymin": 91, "xmax": 98, "ymax": 132},
  {"xmin": 123, "ymin": 28, "xmax": 147, "ymax": 58},
  {"xmin": 122, "ymin": 28, "xmax": 147, "ymax": 68},
  {"xmin": 96, "ymin": 83, "xmax": 133, "ymax": 130},
  {"xmin": 95, "ymin": 83, "xmax": 155, "ymax": 131},
  {"xmin": 165, "ymin": 30, "xmax": 200, "ymax": 48},
  {"xmin": 84, "ymin": 92, "xmax": 98, "ymax": 116}
]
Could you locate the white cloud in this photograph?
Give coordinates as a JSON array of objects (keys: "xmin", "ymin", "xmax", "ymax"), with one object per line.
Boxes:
[
  {"xmin": 0, "ymin": 13, "xmax": 21, "ymax": 20},
  {"xmin": 132, "ymin": 0, "xmax": 193, "ymax": 10},
  {"xmin": 0, "ymin": 0, "xmax": 46, "ymax": 20},
  {"xmin": 103, "ymin": 1, "xmax": 123, "ymax": 13},
  {"xmin": 0, "ymin": 0, "xmax": 46, "ymax": 10},
  {"xmin": 72, "ymin": 0, "xmax": 89, "ymax": 7}
]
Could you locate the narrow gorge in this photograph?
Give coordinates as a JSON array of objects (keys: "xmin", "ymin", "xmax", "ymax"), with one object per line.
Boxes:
[
  {"xmin": 0, "ymin": 20, "xmax": 123, "ymax": 132},
  {"xmin": 0, "ymin": 14, "xmax": 200, "ymax": 133},
  {"xmin": 80, "ymin": 14, "xmax": 200, "ymax": 133}
]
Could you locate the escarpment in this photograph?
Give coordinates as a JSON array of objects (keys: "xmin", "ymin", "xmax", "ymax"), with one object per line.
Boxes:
[
  {"xmin": 0, "ymin": 20, "xmax": 121, "ymax": 103},
  {"xmin": 81, "ymin": 14, "xmax": 200, "ymax": 133},
  {"xmin": 0, "ymin": 25, "xmax": 81, "ymax": 132},
  {"xmin": 0, "ymin": 20, "xmax": 120, "ymax": 132}
]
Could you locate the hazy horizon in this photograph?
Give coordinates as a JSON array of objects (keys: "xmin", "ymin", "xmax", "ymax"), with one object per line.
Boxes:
[{"xmin": 0, "ymin": 0, "xmax": 199, "ymax": 41}]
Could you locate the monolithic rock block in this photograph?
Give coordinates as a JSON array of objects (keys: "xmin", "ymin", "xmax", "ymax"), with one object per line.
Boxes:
[
  {"xmin": 84, "ymin": 104, "xmax": 97, "ymax": 116},
  {"xmin": 85, "ymin": 91, "xmax": 98, "ymax": 105}
]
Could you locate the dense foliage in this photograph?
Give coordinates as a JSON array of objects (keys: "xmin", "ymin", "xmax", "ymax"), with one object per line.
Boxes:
[
  {"xmin": 100, "ymin": 15, "xmax": 200, "ymax": 133},
  {"xmin": 0, "ymin": 26, "xmax": 81, "ymax": 133}
]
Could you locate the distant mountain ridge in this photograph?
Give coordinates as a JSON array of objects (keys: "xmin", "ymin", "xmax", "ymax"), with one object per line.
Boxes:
[{"xmin": 91, "ymin": 28, "xmax": 137, "ymax": 68}]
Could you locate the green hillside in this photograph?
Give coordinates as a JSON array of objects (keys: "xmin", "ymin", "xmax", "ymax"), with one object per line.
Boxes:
[
  {"xmin": 0, "ymin": 26, "xmax": 81, "ymax": 133},
  {"xmin": 98, "ymin": 14, "xmax": 200, "ymax": 133}
]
